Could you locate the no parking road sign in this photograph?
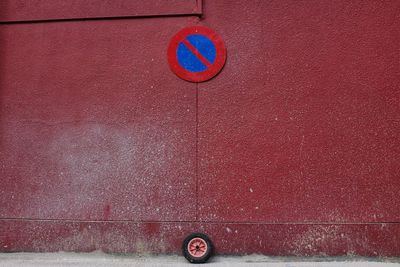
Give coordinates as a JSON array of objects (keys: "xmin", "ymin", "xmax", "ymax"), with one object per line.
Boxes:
[{"xmin": 168, "ymin": 26, "xmax": 227, "ymax": 83}]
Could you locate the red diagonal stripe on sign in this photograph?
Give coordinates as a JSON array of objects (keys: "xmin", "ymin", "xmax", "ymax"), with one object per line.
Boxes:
[{"xmin": 182, "ymin": 38, "xmax": 212, "ymax": 68}]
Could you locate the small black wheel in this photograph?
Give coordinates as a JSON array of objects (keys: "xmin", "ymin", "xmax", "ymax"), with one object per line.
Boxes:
[{"xmin": 182, "ymin": 233, "xmax": 213, "ymax": 264}]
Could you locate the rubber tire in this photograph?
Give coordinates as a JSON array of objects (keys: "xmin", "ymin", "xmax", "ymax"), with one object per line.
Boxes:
[{"xmin": 182, "ymin": 233, "xmax": 213, "ymax": 264}]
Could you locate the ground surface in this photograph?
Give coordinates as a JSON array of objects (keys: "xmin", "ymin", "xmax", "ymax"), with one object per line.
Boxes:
[{"xmin": 0, "ymin": 253, "xmax": 399, "ymax": 267}]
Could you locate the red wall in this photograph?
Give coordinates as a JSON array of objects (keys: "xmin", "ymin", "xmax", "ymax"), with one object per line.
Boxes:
[{"xmin": 0, "ymin": 0, "xmax": 399, "ymax": 256}]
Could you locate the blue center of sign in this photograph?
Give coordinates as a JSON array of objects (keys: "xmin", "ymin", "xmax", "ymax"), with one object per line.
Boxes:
[{"xmin": 176, "ymin": 34, "xmax": 216, "ymax": 72}]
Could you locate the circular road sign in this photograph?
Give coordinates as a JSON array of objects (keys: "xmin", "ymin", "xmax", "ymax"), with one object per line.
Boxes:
[{"xmin": 168, "ymin": 26, "xmax": 227, "ymax": 83}]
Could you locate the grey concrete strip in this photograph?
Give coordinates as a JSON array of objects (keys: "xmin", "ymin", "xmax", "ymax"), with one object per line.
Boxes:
[{"xmin": 0, "ymin": 252, "xmax": 399, "ymax": 267}]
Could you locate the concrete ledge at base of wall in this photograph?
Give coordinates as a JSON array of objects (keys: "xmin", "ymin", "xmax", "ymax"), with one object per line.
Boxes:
[{"xmin": 0, "ymin": 252, "xmax": 399, "ymax": 267}]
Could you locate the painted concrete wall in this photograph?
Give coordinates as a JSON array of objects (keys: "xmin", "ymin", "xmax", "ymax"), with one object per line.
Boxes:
[{"xmin": 0, "ymin": 0, "xmax": 399, "ymax": 256}]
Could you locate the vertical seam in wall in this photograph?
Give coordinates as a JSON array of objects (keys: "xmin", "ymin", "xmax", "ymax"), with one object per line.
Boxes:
[
  {"xmin": 195, "ymin": 82, "xmax": 199, "ymax": 222},
  {"xmin": 194, "ymin": 1, "xmax": 202, "ymax": 223}
]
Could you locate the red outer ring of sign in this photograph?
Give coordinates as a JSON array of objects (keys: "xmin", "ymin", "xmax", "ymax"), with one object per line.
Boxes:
[{"xmin": 167, "ymin": 26, "xmax": 226, "ymax": 83}]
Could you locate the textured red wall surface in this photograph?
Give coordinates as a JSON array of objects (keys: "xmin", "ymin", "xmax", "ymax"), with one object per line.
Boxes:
[{"xmin": 0, "ymin": 0, "xmax": 399, "ymax": 256}]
